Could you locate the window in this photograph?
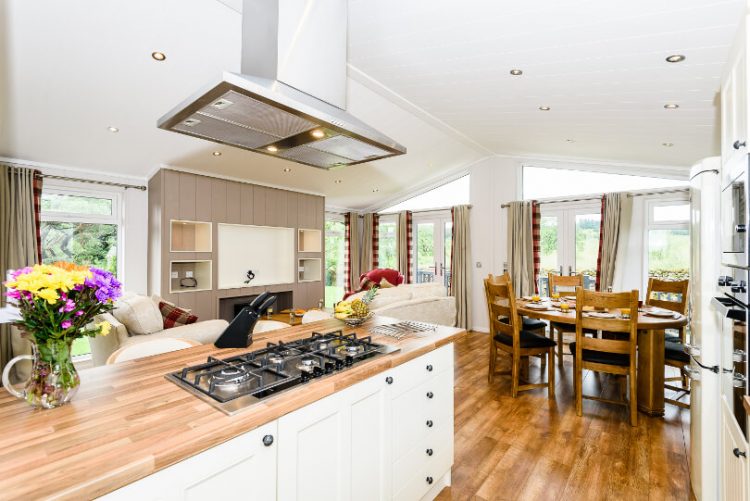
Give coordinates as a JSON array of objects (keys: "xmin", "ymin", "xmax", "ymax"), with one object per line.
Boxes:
[
  {"xmin": 40, "ymin": 185, "xmax": 121, "ymax": 359},
  {"xmin": 381, "ymin": 175, "xmax": 469, "ymax": 213},
  {"xmin": 413, "ymin": 211, "xmax": 453, "ymax": 290},
  {"xmin": 324, "ymin": 215, "xmax": 346, "ymax": 307},
  {"xmin": 523, "ymin": 166, "xmax": 688, "ymax": 200},
  {"xmin": 378, "ymin": 215, "xmax": 397, "ymax": 270},
  {"xmin": 646, "ymin": 199, "xmax": 690, "ymax": 287}
]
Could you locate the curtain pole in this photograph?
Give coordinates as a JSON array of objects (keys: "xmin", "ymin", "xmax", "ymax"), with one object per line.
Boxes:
[{"xmin": 500, "ymin": 187, "xmax": 688, "ymax": 208}]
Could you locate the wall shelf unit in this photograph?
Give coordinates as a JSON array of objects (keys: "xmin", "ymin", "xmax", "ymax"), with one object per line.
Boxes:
[
  {"xmin": 298, "ymin": 258, "xmax": 322, "ymax": 283},
  {"xmin": 170, "ymin": 220, "xmax": 212, "ymax": 253},
  {"xmin": 169, "ymin": 260, "xmax": 212, "ymax": 293},
  {"xmin": 298, "ymin": 228, "xmax": 322, "ymax": 253}
]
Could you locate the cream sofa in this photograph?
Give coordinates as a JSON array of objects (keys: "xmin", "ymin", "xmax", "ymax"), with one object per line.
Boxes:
[
  {"xmin": 347, "ymin": 283, "xmax": 456, "ymax": 326},
  {"xmin": 89, "ymin": 294, "xmax": 228, "ymax": 366}
]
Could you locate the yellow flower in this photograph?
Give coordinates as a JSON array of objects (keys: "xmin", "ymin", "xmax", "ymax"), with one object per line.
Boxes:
[
  {"xmin": 97, "ymin": 321, "xmax": 111, "ymax": 336},
  {"xmin": 36, "ymin": 288, "xmax": 59, "ymax": 304}
]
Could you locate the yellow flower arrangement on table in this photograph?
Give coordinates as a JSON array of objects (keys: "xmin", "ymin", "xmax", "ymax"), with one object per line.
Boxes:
[{"xmin": 2, "ymin": 262, "xmax": 121, "ymax": 409}]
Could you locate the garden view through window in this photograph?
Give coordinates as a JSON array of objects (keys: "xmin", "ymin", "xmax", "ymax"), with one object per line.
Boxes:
[
  {"xmin": 40, "ymin": 190, "xmax": 120, "ymax": 358},
  {"xmin": 324, "ymin": 218, "xmax": 345, "ymax": 307}
]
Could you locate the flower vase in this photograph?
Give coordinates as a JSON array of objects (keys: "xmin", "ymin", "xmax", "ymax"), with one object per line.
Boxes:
[{"xmin": 2, "ymin": 336, "xmax": 80, "ymax": 409}]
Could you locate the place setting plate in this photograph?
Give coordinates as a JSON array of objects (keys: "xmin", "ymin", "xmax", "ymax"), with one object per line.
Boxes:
[
  {"xmin": 643, "ymin": 308, "xmax": 678, "ymax": 318},
  {"xmin": 584, "ymin": 311, "xmax": 617, "ymax": 319},
  {"xmin": 524, "ymin": 303, "xmax": 551, "ymax": 310}
]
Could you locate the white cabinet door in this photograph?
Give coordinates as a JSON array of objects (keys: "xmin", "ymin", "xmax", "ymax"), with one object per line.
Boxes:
[
  {"xmin": 277, "ymin": 391, "xmax": 351, "ymax": 501},
  {"xmin": 102, "ymin": 420, "xmax": 278, "ymax": 501},
  {"xmin": 721, "ymin": 397, "xmax": 749, "ymax": 501}
]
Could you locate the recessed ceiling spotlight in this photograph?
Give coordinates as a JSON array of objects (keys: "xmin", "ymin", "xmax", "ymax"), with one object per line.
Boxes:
[
  {"xmin": 311, "ymin": 129, "xmax": 325, "ymax": 138},
  {"xmin": 538, "ymin": 106, "xmax": 551, "ymax": 111},
  {"xmin": 151, "ymin": 51, "xmax": 166, "ymax": 61},
  {"xmin": 665, "ymin": 54, "xmax": 685, "ymax": 63},
  {"xmin": 212, "ymin": 151, "xmax": 222, "ymax": 156},
  {"xmin": 662, "ymin": 142, "xmax": 674, "ymax": 147},
  {"xmin": 510, "ymin": 69, "xmax": 523, "ymax": 76},
  {"xmin": 334, "ymin": 179, "xmax": 342, "ymax": 184},
  {"xmin": 372, "ymin": 188, "xmax": 379, "ymax": 193},
  {"xmin": 664, "ymin": 103, "xmax": 679, "ymax": 109},
  {"xmin": 565, "ymin": 139, "xmax": 575, "ymax": 143},
  {"xmin": 283, "ymin": 167, "xmax": 291, "ymax": 173},
  {"xmin": 266, "ymin": 145, "xmax": 278, "ymax": 152},
  {"xmin": 107, "ymin": 126, "xmax": 119, "ymax": 133}
]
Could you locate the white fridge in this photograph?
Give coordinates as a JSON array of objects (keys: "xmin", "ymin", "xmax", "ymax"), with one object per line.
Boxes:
[{"xmin": 688, "ymin": 157, "xmax": 722, "ymax": 500}]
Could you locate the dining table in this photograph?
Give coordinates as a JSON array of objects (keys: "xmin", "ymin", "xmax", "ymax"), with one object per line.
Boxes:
[{"xmin": 516, "ymin": 298, "xmax": 688, "ymax": 417}]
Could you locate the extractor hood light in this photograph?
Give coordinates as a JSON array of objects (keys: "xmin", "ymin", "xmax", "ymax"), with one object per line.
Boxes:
[
  {"xmin": 311, "ymin": 129, "xmax": 325, "ymax": 138},
  {"xmin": 266, "ymin": 145, "xmax": 278, "ymax": 153},
  {"xmin": 151, "ymin": 52, "xmax": 166, "ymax": 61}
]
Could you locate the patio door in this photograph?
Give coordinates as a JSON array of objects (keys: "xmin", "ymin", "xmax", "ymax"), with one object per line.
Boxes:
[
  {"xmin": 539, "ymin": 203, "xmax": 601, "ymax": 294},
  {"xmin": 413, "ymin": 212, "xmax": 453, "ymax": 290}
]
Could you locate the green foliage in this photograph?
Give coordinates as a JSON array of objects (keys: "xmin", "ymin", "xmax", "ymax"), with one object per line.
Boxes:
[
  {"xmin": 417, "ymin": 224, "xmax": 434, "ymax": 268},
  {"xmin": 379, "ymin": 221, "xmax": 397, "ymax": 269},
  {"xmin": 41, "ymin": 222, "xmax": 118, "ymax": 274},
  {"xmin": 324, "ymin": 220, "xmax": 345, "ymax": 288}
]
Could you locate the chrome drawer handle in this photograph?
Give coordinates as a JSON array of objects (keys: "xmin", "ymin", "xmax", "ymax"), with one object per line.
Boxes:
[
  {"xmin": 734, "ymin": 140, "xmax": 746, "ymax": 150},
  {"xmin": 426, "ymin": 391, "xmax": 434, "ymax": 399},
  {"xmin": 385, "ymin": 376, "xmax": 393, "ymax": 385},
  {"xmin": 426, "ymin": 420, "xmax": 433, "ymax": 427},
  {"xmin": 262, "ymin": 435, "xmax": 274, "ymax": 447},
  {"xmin": 426, "ymin": 364, "xmax": 433, "ymax": 372},
  {"xmin": 426, "ymin": 448, "xmax": 434, "ymax": 456},
  {"xmin": 426, "ymin": 476, "xmax": 433, "ymax": 484}
]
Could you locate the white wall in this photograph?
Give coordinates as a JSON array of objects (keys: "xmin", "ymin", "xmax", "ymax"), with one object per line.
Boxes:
[{"xmin": 1, "ymin": 158, "xmax": 149, "ymax": 294}]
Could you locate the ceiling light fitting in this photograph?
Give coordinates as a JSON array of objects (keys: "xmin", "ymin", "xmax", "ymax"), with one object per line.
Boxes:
[
  {"xmin": 266, "ymin": 145, "xmax": 278, "ymax": 153},
  {"xmin": 311, "ymin": 129, "xmax": 325, "ymax": 138},
  {"xmin": 283, "ymin": 168, "xmax": 291, "ymax": 172},
  {"xmin": 662, "ymin": 142, "xmax": 674, "ymax": 147},
  {"xmin": 664, "ymin": 103, "xmax": 679, "ymax": 109},
  {"xmin": 107, "ymin": 126, "xmax": 119, "ymax": 133},
  {"xmin": 538, "ymin": 106, "xmax": 551, "ymax": 111},
  {"xmin": 510, "ymin": 69, "xmax": 523, "ymax": 76},
  {"xmin": 665, "ymin": 54, "xmax": 685, "ymax": 63},
  {"xmin": 334, "ymin": 179, "xmax": 342, "ymax": 184},
  {"xmin": 151, "ymin": 52, "xmax": 166, "ymax": 61},
  {"xmin": 212, "ymin": 151, "xmax": 222, "ymax": 156}
]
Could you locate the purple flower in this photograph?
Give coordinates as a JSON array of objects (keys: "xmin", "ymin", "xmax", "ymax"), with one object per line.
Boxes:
[
  {"xmin": 58, "ymin": 299, "xmax": 76, "ymax": 313},
  {"xmin": 61, "ymin": 320, "xmax": 72, "ymax": 330},
  {"xmin": 84, "ymin": 267, "xmax": 122, "ymax": 303},
  {"xmin": 74, "ymin": 310, "xmax": 84, "ymax": 317},
  {"xmin": 10, "ymin": 267, "xmax": 33, "ymax": 280},
  {"xmin": 6, "ymin": 289, "xmax": 21, "ymax": 300}
]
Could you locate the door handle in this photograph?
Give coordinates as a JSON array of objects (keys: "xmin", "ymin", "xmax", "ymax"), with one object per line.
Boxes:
[
  {"xmin": 568, "ymin": 265, "xmax": 573, "ymax": 276},
  {"xmin": 734, "ymin": 140, "xmax": 746, "ymax": 150},
  {"xmin": 733, "ymin": 447, "xmax": 747, "ymax": 458},
  {"xmin": 558, "ymin": 265, "xmax": 563, "ymax": 276}
]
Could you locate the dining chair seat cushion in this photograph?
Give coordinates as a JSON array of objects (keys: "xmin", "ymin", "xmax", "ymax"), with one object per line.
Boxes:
[
  {"xmin": 665, "ymin": 340, "xmax": 690, "ymax": 363},
  {"xmin": 523, "ymin": 317, "xmax": 547, "ymax": 331},
  {"xmin": 494, "ymin": 330, "xmax": 556, "ymax": 349},
  {"xmin": 664, "ymin": 332, "xmax": 680, "ymax": 343},
  {"xmin": 551, "ymin": 321, "xmax": 597, "ymax": 336},
  {"xmin": 569, "ymin": 342, "xmax": 630, "ymax": 367}
]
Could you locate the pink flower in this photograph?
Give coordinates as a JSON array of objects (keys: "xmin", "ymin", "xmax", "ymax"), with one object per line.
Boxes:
[
  {"xmin": 74, "ymin": 310, "xmax": 84, "ymax": 317},
  {"xmin": 58, "ymin": 299, "xmax": 76, "ymax": 313},
  {"xmin": 61, "ymin": 320, "xmax": 72, "ymax": 330}
]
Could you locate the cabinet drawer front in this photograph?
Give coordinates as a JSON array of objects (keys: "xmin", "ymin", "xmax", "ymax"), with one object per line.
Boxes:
[
  {"xmin": 387, "ymin": 344, "xmax": 454, "ymax": 398},
  {"xmin": 393, "ymin": 445, "xmax": 452, "ymax": 501},
  {"xmin": 392, "ymin": 369, "xmax": 454, "ymax": 460},
  {"xmin": 392, "ymin": 424, "xmax": 453, "ymax": 492}
]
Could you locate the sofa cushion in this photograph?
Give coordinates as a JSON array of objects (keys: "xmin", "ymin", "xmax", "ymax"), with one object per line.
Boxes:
[
  {"xmin": 379, "ymin": 277, "xmax": 395, "ymax": 288},
  {"xmin": 348, "ymin": 287, "xmax": 413, "ymax": 309},
  {"xmin": 402, "ymin": 283, "xmax": 447, "ymax": 299},
  {"xmin": 159, "ymin": 302, "xmax": 198, "ymax": 329},
  {"xmin": 112, "ymin": 295, "xmax": 164, "ymax": 335},
  {"xmin": 120, "ymin": 319, "xmax": 230, "ymax": 347}
]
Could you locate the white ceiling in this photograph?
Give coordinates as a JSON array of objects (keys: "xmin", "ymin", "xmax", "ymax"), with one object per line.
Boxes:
[{"xmin": 0, "ymin": 0, "xmax": 744, "ymax": 210}]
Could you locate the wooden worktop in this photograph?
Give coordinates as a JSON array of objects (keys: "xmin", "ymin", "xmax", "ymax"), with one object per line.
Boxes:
[{"xmin": 0, "ymin": 317, "xmax": 465, "ymax": 500}]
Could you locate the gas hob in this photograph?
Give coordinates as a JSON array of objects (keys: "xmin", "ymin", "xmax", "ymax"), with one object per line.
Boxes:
[{"xmin": 166, "ymin": 331, "xmax": 398, "ymax": 415}]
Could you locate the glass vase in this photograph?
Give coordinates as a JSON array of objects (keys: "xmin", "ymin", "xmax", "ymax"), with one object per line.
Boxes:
[{"xmin": 2, "ymin": 336, "xmax": 80, "ymax": 409}]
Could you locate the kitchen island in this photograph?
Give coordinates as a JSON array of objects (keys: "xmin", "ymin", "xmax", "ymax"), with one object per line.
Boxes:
[{"xmin": 0, "ymin": 317, "xmax": 465, "ymax": 500}]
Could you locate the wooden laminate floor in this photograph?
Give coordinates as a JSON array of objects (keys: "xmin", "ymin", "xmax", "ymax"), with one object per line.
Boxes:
[{"xmin": 436, "ymin": 331, "xmax": 691, "ymax": 501}]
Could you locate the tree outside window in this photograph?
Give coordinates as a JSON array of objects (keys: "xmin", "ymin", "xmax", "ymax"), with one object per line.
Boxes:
[
  {"xmin": 324, "ymin": 218, "xmax": 346, "ymax": 306},
  {"xmin": 378, "ymin": 217, "xmax": 397, "ymax": 270}
]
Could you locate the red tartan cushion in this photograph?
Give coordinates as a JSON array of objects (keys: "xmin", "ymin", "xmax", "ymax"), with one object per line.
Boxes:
[{"xmin": 158, "ymin": 301, "xmax": 198, "ymax": 329}]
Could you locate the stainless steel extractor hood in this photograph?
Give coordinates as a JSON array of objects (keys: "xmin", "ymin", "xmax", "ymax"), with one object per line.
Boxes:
[{"xmin": 157, "ymin": 0, "xmax": 406, "ymax": 169}]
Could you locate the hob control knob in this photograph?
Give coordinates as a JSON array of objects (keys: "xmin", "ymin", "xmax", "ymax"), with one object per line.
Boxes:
[
  {"xmin": 426, "ymin": 476, "xmax": 434, "ymax": 484},
  {"xmin": 426, "ymin": 364, "xmax": 433, "ymax": 372},
  {"xmin": 385, "ymin": 376, "xmax": 393, "ymax": 385},
  {"xmin": 426, "ymin": 448, "xmax": 434, "ymax": 456},
  {"xmin": 426, "ymin": 391, "xmax": 434, "ymax": 399},
  {"xmin": 426, "ymin": 420, "xmax": 434, "ymax": 428},
  {"xmin": 262, "ymin": 435, "xmax": 274, "ymax": 447}
]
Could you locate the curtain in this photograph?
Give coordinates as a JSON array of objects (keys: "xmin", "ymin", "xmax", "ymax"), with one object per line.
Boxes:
[
  {"xmin": 360, "ymin": 213, "xmax": 376, "ymax": 275},
  {"xmin": 397, "ymin": 211, "xmax": 413, "ymax": 283},
  {"xmin": 595, "ymin": 192, "xmax": 625, "ymax": 291},
  {"xmin": 1, "ymin": 165, "xmax": 42, "ymax": 382},
  {"xmin": 506, "ymin": 201, "xmax": 537, "ymax": 296},
  {"xmin": 450, "ymin": 205, "xmax": 471, "ymax": 329},
  {"xmin": 344, "ymin": 213, "xmax": 353, "ymax": 293},
  {"xmin": 371, "ymin": 213, "xmax": 379, "ymax": 269},
  {"xmin": 611, "ymin": 196, "xmax": 635, "ymax": 292}
]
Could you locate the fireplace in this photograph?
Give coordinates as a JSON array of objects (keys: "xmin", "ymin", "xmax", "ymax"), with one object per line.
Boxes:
[{"xmin": 218, "ymin": 291, "xmax": 294, "ymax": 322}]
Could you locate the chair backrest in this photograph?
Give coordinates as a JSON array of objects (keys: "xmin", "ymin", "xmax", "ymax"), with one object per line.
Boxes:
[
  {"xmin": 646, "ymin": 277, "xmax": 689, "ymax": 314},
  {"xmin": 549, "ymin": 273, "xmax": 584, "ymax": 294},
  {"xmin": 575, "ymin": 287, "xmax": 639, "ymax": 358},
  {"xmin": 484, "ymin": 273, "xmax": 520, "ymax": 348}
]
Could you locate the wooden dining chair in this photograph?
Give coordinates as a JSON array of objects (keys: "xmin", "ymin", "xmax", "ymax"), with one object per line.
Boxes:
[
  {"xmin": 548, "ymin": 273, "xmax": 584, "ymax": 360},
  {"xmin": 571, "ymin": 287, "xmax": 640, "ymax": 426},
  {"xmin": 484, "ymin": 273, "xmax": 556, "ymax": 398},
  {"xmin": 646, "ymin": 277, "xmax": 691, "ymax": 398},
  {"xmin": 486, "ymin": 274, "xmax": 547, "ymax": 337},
  {"xmin": 646, "ymin": 277, "xmax": 689, "ymax": 342}
]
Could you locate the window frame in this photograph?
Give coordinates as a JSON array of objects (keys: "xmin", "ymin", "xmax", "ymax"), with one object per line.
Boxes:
[
  {"xmin": 377, "ymin": 213, "xmax": 398, "ymax": 270},
  {"xmin": 643, "ymin": 195, "xmax": 690, "ymax": 291},
  {"xmin": 39, "ymin": 182, "xmax": 123, "ymax": 279},
  {"xmin": 324, "ymin": 212, "xmax": 346, "ymax": 307}
]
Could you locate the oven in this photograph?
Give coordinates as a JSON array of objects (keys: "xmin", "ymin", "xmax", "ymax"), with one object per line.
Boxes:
[{"xmin": 721, "ymin": 155, "xmax": 749, "ymax": 269}]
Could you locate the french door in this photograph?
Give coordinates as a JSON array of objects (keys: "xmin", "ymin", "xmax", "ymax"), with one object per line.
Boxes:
[
  {"xmin": 413, "ymin": 212, "xmax": 453, "ymax": 290},
  {"xmin": 539, "ymin": 203, "xmax": 601, "ymax": 295}
]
